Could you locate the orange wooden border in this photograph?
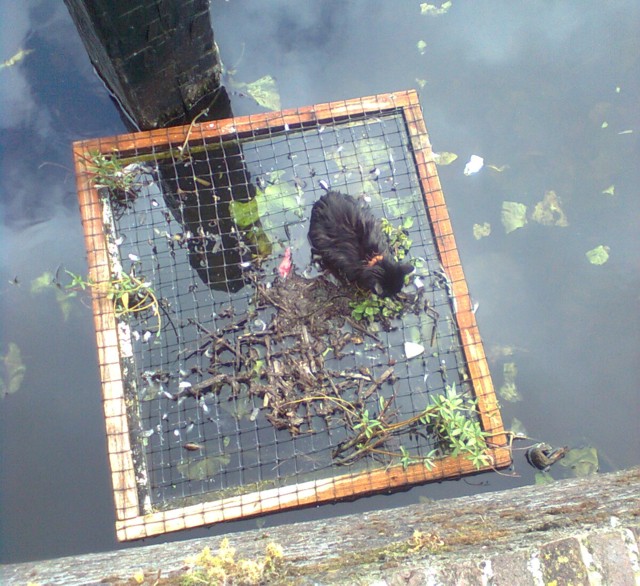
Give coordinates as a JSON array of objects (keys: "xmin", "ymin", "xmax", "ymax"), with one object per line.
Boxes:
[
  {"xmin": 73, "ymin": 90, "xmax": 511, "ymax": 541},
  {"xmin": 72, "ymin": 149, "xmax": 141, "ymax": 523}
]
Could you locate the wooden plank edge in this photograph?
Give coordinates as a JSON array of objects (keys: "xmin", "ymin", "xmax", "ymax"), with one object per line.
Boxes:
[
  {"xmin": 71, "ymin": 90, "xmax": 416, "ymax": 155},
  {"xmin": 400, "ymin": 99, "xmax": 510, "ymax": 452},
  {"xmin": 71, "ymin": 144, "xmax": 142, "ymax": 520},
  {"xmin": 115, "ymin": 445, "xmax": 511, "ymax": 541}
]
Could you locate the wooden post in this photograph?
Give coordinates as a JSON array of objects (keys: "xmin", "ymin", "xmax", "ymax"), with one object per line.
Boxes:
[
  {"xmin": 63, "ymin": 0, "xmax": 231, "ymax": 129},
  {"xmin": 65, "ymin": 0, "xmax": 243, "ymax": 291}
]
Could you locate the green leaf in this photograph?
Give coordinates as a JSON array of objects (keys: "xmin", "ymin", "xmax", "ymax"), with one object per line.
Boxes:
[
  {"xmin": 30, "ymin": 272, "xmax": 56, "ymax": 294},
  {"xmin": 534, "ymin": 471, "xmax": 555, "ymax": 485},
  {"xmin": 331, "ymin": 137, "xmax": 389, "ymax": 175},
  {"xmin": 473, "ymin": 222, "xmax": 491, "ymax": 240},
  {"xmin": 501, "ymin": 201, "xmax": 528, "ymax": 234},
  {"xmin": 402, "ymin": 216, "xmax": 415, "ymax": 230},
  {"xmin": 1, "ymin": 343, "xmax": 26, "ymax": 398},
  {"xmin": 531, "ymin": 190, "xmax": 568, "ymax": 227},
  {"xmin": 559, "ymin": 446, "xmax": 599, "ymax": 477},
  {"xmin": 31, "ymin": 271, "xmax": 77, "ymax": 320},
  {"xmin": 256, "ymin": 185, "xmax": 300, "ymax": 218},
  {"xmin": 229, "ymin": 198, "xmax": 260, "ymax": 228},
  {"xmin": 498, "ymin": 362, "xmax": 521, "ymax": 402},
  {"xmin": 416, "ymin": 40, "xmax": 428, "ymax": 55},
  {"xmin": 586, "ymin": 245, "xmax": 610, "ymax": 265},
  {"xmin": 177, "ymin": 454, "xmax": 231, "ymax": 481},
  {"xmin": 228, "ymin": 171, "xmax": 302, "ymax": 228},
  {"xmin": 55, "ymin": 288, "xmax": 76, "ymax": 321},
  {"xmin": 384, "ymin": 197, "xmax": 413, "ymax": 218},
  {"xmin": 601, "ymin": 185, "xmax": 615, "ymax": 196},
  {"xmin": 244, "ymin": 226, "xmax": 273, "ymax": 258},
  {"xmin": 235, "ymin": 75, "xmax": 282, "ymax": 111},
  {"xmin": 420, "ymin": 1, "xmax": 452, "ymax": 16},
  {"xmin": 432, "ymin": 152, "xmax": 458, "ymax": 166},
  {"xmin": 1, "ymin": 48, "xmax": 34, "ymax": 70}
]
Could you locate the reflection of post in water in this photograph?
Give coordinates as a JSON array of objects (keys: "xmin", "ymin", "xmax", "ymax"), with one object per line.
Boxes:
[
  {"xmin": 158, "ymin": 141, "xmax": 258, "ymax": 293},
  {"xmin": 65, "ymin": 0, "xmax": 261, "ymax": 292}
]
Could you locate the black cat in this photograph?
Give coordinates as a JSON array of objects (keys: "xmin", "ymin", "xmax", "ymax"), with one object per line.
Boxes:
[{"xmin": 308, "ymin": 191, "xmax": 413, "ymax": 297}]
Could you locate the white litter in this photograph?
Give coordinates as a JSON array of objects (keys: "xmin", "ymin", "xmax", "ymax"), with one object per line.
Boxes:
[
  {"xmin": 463, "ymin": 155, "xmax": 484, "ymax": 176},
  {"xmin": 404, "ymin": 342, "xmax": 425, "ymax": 359}
]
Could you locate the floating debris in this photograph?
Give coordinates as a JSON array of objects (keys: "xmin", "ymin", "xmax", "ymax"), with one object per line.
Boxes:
[
  {"xmin": 501, "ymin": 201, "xmax": 528, "ymax": 234},
  {"xmin": 559, "ymin": 446, "xmax": 599, "ymax": 477},
  {"xmin": 183, "ymin": 442, "xmax": 203, "ymax": 452},
  {"xmin": 526, "ymin": 443, "xmax": 569, "ymax": 472},
  {"xmin": 486, "ymin": 164, "xmax": 508, "ymax": 173},
  {"xmin": 586, "ymin": 245, "xmax": 610, "ymax": 265},
  {"xmin": 463, "ymin": 155, "xmax": 484, "ymax": 176},
  {"xmin": 531, "ymin": 190, "xmax": 568, "ymax": 227},
  {"xmin": 232, "ymin": 75, "xmax": 281, "ymax": 111},
  {"xmin": 0, "ymin": 48, "xmax": 34, "ymax": 70},
  {"xmin": 473, "ymin": 222, "xmax": 491, "ymax": 240},
  {"xmin": 198, "ymin": 398, "xmax": 210, "ymax": 414}
]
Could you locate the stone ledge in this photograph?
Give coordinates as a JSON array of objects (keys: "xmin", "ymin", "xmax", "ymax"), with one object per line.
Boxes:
[{"xmin": 2, "ymin": 467, "xmax": 639, "ymax": 585}]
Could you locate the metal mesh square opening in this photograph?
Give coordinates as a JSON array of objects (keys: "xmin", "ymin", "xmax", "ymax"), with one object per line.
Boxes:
[{"xmin": 72, "ymin": 91, "xmax": 510, "ymax": 541}]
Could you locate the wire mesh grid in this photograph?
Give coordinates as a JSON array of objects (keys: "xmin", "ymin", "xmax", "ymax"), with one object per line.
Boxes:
[{"xmin": 72, "ymin": 91, "xmax": 510, "ymax": 540}]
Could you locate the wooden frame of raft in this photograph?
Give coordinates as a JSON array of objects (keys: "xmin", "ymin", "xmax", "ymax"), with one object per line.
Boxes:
[{"xmin": 72, "ymin": 90, "xmax": 511, "ymax": 541}]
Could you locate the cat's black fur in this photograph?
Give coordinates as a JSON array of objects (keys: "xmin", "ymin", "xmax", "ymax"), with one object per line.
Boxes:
[{"xmin": 308, "ymin": 191, "xmax": 413, "ymax": 297}]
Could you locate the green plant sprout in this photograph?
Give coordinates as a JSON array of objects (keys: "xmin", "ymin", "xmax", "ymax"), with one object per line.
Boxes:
[
  {"xmin": 65, "ymin": 270, "xmax": 162, "ymax": 333},
  {"xmin": 350, "ymin": 294, "xmax": 404, "ymax": 323},
  {"xmin": 419, "ymin": 383, "xmax": 491, "ymax": 469},
  {"xmin": 380, "ymin": 216, "xmax": 413, "ymax": 260},
  {"xmin": 81, "ymin": 150, "xmax": 144, "ymax": 203},
  {"xmin": 348, "ymin": 217, "xmax": 414, "ymax": 323},
  {"xmin": 283, "ymin": 383, "xmax": 491, "ymax": 470},
  {"xmin": 352, "ymin": 407, "xmax": 384, "ymax": 439}
]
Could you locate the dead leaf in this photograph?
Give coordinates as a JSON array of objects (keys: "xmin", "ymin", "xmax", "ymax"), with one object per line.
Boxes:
[{"xmin": 531, "ymin": 190, "xmax": 568, "ymax": 227}]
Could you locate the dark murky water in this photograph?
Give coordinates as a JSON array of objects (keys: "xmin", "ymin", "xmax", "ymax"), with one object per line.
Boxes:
[{"xmin": 1, "ymin": 0, "xmax": 638, "ymax": 563}]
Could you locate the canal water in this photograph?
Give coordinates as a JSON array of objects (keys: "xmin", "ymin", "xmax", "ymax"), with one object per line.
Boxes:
[{"xmin": 0, "ymin": 0, "xmax": 638, "ymax": 563}]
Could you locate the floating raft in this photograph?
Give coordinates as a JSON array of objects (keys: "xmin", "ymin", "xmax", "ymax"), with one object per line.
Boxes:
[{"xmin": 72, "ymin": 90, "xmax": 511, "ymax": 541}]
